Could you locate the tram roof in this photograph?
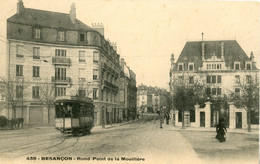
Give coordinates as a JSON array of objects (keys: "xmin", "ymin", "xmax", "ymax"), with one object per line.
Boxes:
[{"xmin": 55, "ymin": 96, "xmax": 93, "ymax": 104}]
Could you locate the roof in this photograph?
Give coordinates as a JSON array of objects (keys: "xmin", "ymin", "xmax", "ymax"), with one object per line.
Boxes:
[
  {"xmin": 7, "ymin": 8, "xmax": 98, "ymax": 32},
  {"xmin": 174, "ymin": 40, "xmax": 255, "ymax": 70}
]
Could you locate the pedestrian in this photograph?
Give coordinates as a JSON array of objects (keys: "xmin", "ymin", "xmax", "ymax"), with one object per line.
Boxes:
[
  {"xmin": 165, "ymin": 112, "xmax": 170, "ymax": 125},
  {"xmin": 215, "ymin": 118, "xmax": 227, "ymax": 142}
]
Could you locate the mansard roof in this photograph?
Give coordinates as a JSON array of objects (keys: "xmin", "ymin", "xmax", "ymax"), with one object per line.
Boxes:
[
  {"xmin": 174, "ymin": 40, "xmax": 256, "ymax": 70},
  {"xmin": 7, "ymin": 8, "xmax": 98, "ymax": 32}
]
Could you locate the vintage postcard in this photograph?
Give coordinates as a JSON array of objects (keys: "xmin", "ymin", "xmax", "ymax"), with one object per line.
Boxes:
[{"xmin": 0, "ymin": 0, "xmax": 259, "ymax": 164}]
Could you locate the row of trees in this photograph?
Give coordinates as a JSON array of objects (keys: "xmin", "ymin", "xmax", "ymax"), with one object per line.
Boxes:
[
  {"xmin": 171, "ymin": 73, "xmax": 259, "ymax": 132},
  {"xmin": 0, "ymin": 76, "xmax": 93, "ymax": 125}
]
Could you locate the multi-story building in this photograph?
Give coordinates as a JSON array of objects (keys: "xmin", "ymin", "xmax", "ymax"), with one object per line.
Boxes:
[
  {"xmin": 6, "ymin": 1, "xmax": 122, "ymax": 125},
  {"xmin": 169, "ymin": 37, "xmax": 259, "ymax": 129},
  {"xmin": 119, "ymin": 59, "xmax": 137, "ymax": 121},
  {"xmin": 137, "ymin": 85, "xmax": 153, "ymax": 113}
]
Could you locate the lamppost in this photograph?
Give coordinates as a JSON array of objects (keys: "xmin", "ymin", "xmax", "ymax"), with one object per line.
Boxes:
[{"xmin": 159, "ymin": 107, "xmax": 163, "ymax": 129}]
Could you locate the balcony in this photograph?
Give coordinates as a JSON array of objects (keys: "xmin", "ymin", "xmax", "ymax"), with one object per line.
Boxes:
[
  {"xmin": 52, "ymin": 77, "xmax": 72, "ymax": 84},
  {"xmin": 52, "ymin": 57, "xmax": 71, "ymax": 66},
  {"xmin": 102, "ymin": 80, "xmax": 119, "ymax": 92}
]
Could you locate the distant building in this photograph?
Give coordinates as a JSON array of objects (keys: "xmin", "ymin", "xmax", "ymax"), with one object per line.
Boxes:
[
  {"xmin": 137, "ymin": 85, "xmax": 152, "ymax": 113},
  {"xmin": 169, "ymin": 36, "xmax": 259, "ymax": 129}
]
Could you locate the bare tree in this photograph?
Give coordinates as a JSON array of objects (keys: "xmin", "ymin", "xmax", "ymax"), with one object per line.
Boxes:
[
  {"xmin": 229, "ymin": 72, "xmax": 259, "ymax": 132},
  {"xmin": 36, "ymin": 82, "xmax": 56, "ymax": 125},
  {"xmin": 171, "ymin": 73, "xmax": 206, "ymax": 128},
  {"xmin": 0, "ymin": 76, "xmax": 30, "ymax": 119},
  {"xmin": 69, "ymin": 78, "xmax": 93, "ymax": 98}
]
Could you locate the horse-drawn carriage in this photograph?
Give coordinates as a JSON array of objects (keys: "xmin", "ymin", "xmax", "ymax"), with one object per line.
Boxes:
[{"xmin": 54, "ymin": 96, "xmax": 95, "ymax": 135}]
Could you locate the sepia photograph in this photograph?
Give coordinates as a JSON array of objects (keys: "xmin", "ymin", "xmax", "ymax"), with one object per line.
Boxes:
[{"xmin": 0, "ymin": 0, "xmax": 259, "ymax": 164}]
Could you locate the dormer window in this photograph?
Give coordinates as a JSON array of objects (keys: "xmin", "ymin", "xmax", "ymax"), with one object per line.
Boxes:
[
  {"xmin": 246, "ymin": 62, "xmax": 252, "ymax": 70},
  {"xmin": 234, "ymin": 62, "xmax": 240, "ymax": 70},
  {"xmin": 188, "ymin": 63, "xmax": 194, "ymax": 71},
  {"xmin": 178, "ymin": 63, "xmax": 184, "ymax": 71},
  {"xmin": 79, "ymin": 33, "xmax": 85, "ymax": 42},
  {"xmin": 58, "ymin": 31, "xmax": 65, "ymax": 41},
  {"xmin": 33, "ymin": 28, "xmax": 41, "ymax": 39}
]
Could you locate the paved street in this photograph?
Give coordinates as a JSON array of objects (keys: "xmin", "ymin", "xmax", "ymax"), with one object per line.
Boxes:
[
  {"xmin": 0, "ymin": 115, "xmax": 201, "ymax": 164},
  {"xmin": 0, "ymin": 115, "xmax": 258, "ymax": 164}
]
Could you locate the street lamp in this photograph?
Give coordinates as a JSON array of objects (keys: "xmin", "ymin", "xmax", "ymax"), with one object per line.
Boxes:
[{"xmin": 159, "ymin": 107, "xmax": 163, "ymax": 129}]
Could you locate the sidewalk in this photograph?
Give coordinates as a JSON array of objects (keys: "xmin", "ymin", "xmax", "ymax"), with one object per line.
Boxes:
[
  {"xmin": 168, "ymin": 125, "xmax": 259, "ymax": 135},
  {"xmin": 93, "ymin": 119, "xmax": 138, "ymax": 130}
]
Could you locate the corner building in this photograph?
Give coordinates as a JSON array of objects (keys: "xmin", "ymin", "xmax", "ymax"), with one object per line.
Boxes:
[{"xmin": 6, "ymin": 1, "xmax": 121, "ymax": 125}]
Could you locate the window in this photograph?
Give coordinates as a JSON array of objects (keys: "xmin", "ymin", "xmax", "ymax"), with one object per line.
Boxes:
[
  {"xmin": 55, "ymin": 68, "xmax": 66, "ymax": 80},
  {"xmin": 207, "ymin": 75, "xmax": 211, "ymax": 83},
  {"xmin": 55, "ymin": 87, "xmax": 66, "ymax": 96},
  {"xmin": 33, "ymin": 66, "xmax": 40, "ymax": 77},
  {"xmin": 32, "ymin": 86, "xmax": 39, "ymax": 98},
  {"xmin": 93, "ymin": 88, "xmax": 98, "ymax": 100},
  {"xmin": 79, "ymin": 33, "xmax": 85, "ymax": 42},
  {"xmin": 189, "ymin": 76, "xmax": 194, "ymax": 84},
  {"xmin": 206, "ymin": 87, "xmax": 211, "ymax": 96},
  {"xmin": 58, "ymin": 31, "xmax": 65, "ymax": 41},
  {"xmin": 79, "ymin": 90, "xmax": 86, "ymax": 97},
  {"xmin": 93, "ymin": 69, "xmax": 98, "ymax": 80},
  {"xmin": 55, "ymin": 49, "xmax": 66, "ymax": 57},
  {"xmin": 106, "ymin": 91, "xmax": 108, "ymax": 102},
  {"xmin": 217, "ymin": 76, "xmax": 221, "ymax": 83},
  {"xmin": 93, "ymin": 51, "xmax": 99, "ymax": 63},
  {"xmin": 178, "ymin": 76, "xmax": 183, "ymax": 84},
  {"xmin": 79, "ymin": 51, "xmax": 85, "ymax": 62},
  {"xmin": 212, "ymin": 76, "xmax": 216, "ymax": 83},
  {"xmin": 101, "ymin": 90, "xmax": 103, "ymax": 101},
  {"xmin": 17, "ymin": 45, "xmax": 24, "ymax": 58},
  {"xmin": 235, "ymin": 75, "xmax": 240, "ymax": 84},
  {"xmin": 246, "ymin": 63, "xmax": 252, "ymax": 70},
  {"xmin": 33, "ymin": 47, "xmax": 40, "ymax": 59},
  {"xmin": 212, "ymin": 88, "xmax": 217, "ymax": 95},
  {"xmin": 188, "ymin": 63, "xmax": 194, "ymax": 71},
  {"xmin": 217, "ymin": 88, "xmax": 221, "ymax": 95},
  {"xmin": 217, "ymin": 64, "xmax": 220, "ymax": 69},
  {"xmin": 235, "ymin": 88, "xmax": 240, "ymax": 96},
  {"xmin": 246, "ymin": 75, "xmax": 252, "ymax": 84},
  {"xmin": 78, "ymin": 68, "xmax": 85, "ymax": 80},
  {"xmin": 178, "ymin": 64, "xmax": 183, "ymax": 71},
  {"xmin": 178, "ymin": 111, "xmax": 182, "ymax": 122},
  {"xmin": 235, "ymin": 63, "xmax": 240, "ymax": 70},
  {"xmin": 33, "ymin": 28, "xmax": 41, "ymax": 39},
  {"xmin": 16, "ymin": 65, "xmax": 23, "ymax": 76},
  {"xmin": 16, "ymin": 86, "xmax": 23, "ymax": 98}
]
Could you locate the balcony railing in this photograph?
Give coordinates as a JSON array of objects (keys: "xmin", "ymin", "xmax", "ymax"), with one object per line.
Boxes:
[
  {"xmin": 52, "ymin": 76, "xmax": 72, "ymax": 84},
  {"xmin": 52, "ymin": 57, "xmax": 71, "ymax": 66},
  {"xmin": 102, "ymin": 80, "xmax": 119, "ymax": 91}
]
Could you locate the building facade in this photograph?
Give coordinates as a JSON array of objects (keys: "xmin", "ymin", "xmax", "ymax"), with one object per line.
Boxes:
[
  {"xmin": 119, "ymin": 59, "xmax": 137, "ymax": 120},
  {"xmin": 6, "ymin": 1, "xmax": 124, "ymax": 125},
  {"xmin": 169, "ymin": 38, "xmax": 259, "ymax": 129}
]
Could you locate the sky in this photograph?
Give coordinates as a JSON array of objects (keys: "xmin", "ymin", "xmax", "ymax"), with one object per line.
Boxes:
[{"xmin": 0, "ymin": 0, "xmax": 259, "ymax": 89}]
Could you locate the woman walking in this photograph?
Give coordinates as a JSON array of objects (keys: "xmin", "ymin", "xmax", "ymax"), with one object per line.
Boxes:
[{"xmin": 215, "ymin": 118, "xmax": 227, "ymax": 142}]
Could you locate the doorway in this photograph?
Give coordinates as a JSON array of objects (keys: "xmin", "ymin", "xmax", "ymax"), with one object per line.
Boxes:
[
  {"xmin": 236, "ymin": 112, "xmax": 242, "ymax": 129},
  {"xmin": 200, "ymin": 112, "xmax": 205, "ymax": 127}
]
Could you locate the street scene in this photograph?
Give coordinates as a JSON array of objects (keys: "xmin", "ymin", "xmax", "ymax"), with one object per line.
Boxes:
[
  {"xmin": 0, "ymin": 114, "xmax": 258, "ymax": 164},
  {"xmin": 0, "ymin": 0, "xmax": 259, "ymax": 164}
]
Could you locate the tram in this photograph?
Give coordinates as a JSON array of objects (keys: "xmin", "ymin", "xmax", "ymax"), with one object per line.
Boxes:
[{"xmin": 54, "ymin": 96, "xmax": 95, "ymax": 135}]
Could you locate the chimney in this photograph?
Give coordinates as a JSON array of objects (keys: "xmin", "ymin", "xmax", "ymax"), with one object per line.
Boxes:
[
  {"xmin": 70, "ymin": 3, "xmax": 76, "ymax": 24},
  {"xmin": 111, "ymin": 42, "xmax": 117, "ymax": 52},
  {"xmin": 221, "ymin": 42, "xmax": 224, "ymax": 60},
  {"xmin": 201, "ymin": 33, "xmax": 205, "ymax": 61},
  {"xmin": 17, "ymin": 0, "xmax": 24, "ymax": 14},
  {"xmin": 92, "ymin": 23, "xmax": 104, "ymax": 36},
  {"xmin": 250, "ymin": 51, "xmax": 255, "ymax": 62},
  {"xmin": 170, "ymin": 53, "xmax": 175, "ymax": 70}
]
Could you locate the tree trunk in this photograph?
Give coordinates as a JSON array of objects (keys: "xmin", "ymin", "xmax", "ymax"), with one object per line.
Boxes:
[
  {"xmin": 182, "ymin": 110, "xmax": 184, "ymax": 129},
  {"xmin": 248, "ymin": 109, "xmax": 251, "ymax": 132},
  {"xmin": 48, "ymin": 107, "xmax": 50, "ymax": 125}
]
